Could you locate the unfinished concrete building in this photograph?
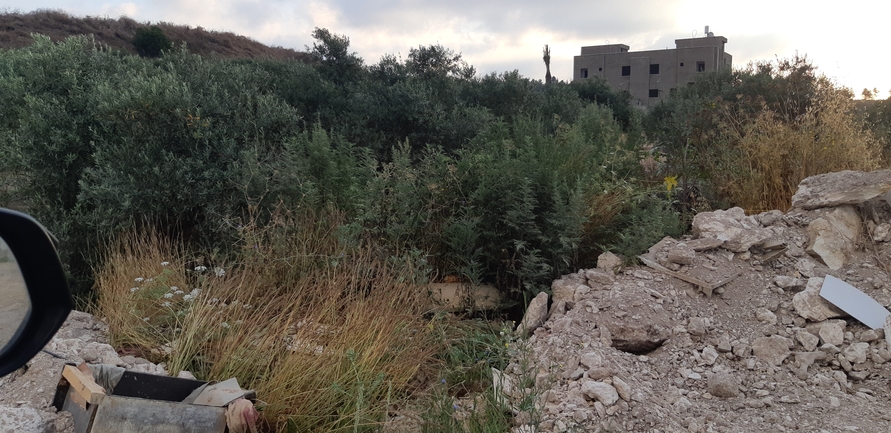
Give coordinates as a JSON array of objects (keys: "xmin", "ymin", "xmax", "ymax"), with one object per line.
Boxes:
[{"xmin": 573, "ymin": 27, "xmax": 732, "ymax": 109}]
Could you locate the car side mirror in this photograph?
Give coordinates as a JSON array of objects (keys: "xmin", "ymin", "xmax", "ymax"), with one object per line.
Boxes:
[{"xmin": 0, "ymin": 208, "xmax": 73, "ymax": 377}]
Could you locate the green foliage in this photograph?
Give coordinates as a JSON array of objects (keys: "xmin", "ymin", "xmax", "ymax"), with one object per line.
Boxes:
[
  {"xmin": 0, "ymin": 32, "xmax": 673, "ymax": 301},
  {"xmin": 645, "ymin": 55, "xmax": 883, "ymax": 211},
  {"xmin": 132, "ymin": 26, "xmax": 172, "ymax": 57}
]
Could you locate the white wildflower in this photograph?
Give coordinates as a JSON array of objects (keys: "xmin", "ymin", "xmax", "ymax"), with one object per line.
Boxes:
[
  {"xmin": 134, "ymin": 277, "xmax": 144, "ymax": 282},
  {"xmin": 194, "ymin": 265, "xmax": 207, "ymax": 272},
  {"xmin": 146, "ymin": 278, "xmax": 154, "ymax": 282},
  {"xmin": 213, "ymin": 267, "xmax": 225, "ymax": 277},
  {"xmin": 161, "ymin": 261, "xmax": 170, "ymax": 266},
  {"xmin": 163, "ymin": 293, "xmax": 174, "ymax": 299},
  {"xmin": 169, "ymin": 286, "xmax": 179, "ymax": 291},
  {"xmin": 183, "ymin": 294, "xmax": 193, "ymax": 301},
  {"xmin": 221, "ymin": 322, "xmax": 230, "ymax": 329},
  {"xmin": 174, "ymin": 290, "xmax": 184, "ymax": 295},
  {"xmin": 161, "ymin": 301, "xmax": 171, "ymax": 307},
  {"xmin": 143, "ymin": 317, "xmax": 150, "ymax": 322},
  {"xmin": 130, "ymin": 287, "xmax": 139, "ymax": 293},
  {"xmin": 189, "ymin": 288, "xmax": 201, "ymax": 297}
]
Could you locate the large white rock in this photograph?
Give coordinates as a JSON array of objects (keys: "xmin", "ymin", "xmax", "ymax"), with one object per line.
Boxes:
[
  {"xmin": 791, "ymin": 169, "xmax": 891, "ymax": 210},
  {"xmin": 516, "ymin": 291, "xmax": 549, "ymax": 336},
  {"xmin": 691, "ymin": 207, "xmax": 770, "ymax": 253},
  {"xmin": 806, "ymin": 206, "xmax": 861, "ymax": 270},
  {"xmin": 793, "ymin": 278, "xmax": 845, "ymax": 322}
]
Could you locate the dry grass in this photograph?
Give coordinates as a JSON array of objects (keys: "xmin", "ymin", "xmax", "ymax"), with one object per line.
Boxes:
[
  {"xmin": 0, "ymin": 10, "xmax": 310, "ymax": 61},
  {"xmin": 95, "ymin": 208, "xmax": 439, "ymax": 432},
  {"xmin": 708, "ymin": 85, "xmax": 882, "ymax": 213}
]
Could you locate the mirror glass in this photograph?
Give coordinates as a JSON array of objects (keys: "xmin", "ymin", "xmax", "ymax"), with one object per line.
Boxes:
[{"xmin": 0, "ymin": 237, "xmax": 29, "ymax": 353}]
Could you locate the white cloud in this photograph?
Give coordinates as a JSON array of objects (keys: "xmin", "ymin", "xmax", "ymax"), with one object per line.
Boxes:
[{"xmin": 3, "ymin": 0, "xmax": 890, "ymax": 98}]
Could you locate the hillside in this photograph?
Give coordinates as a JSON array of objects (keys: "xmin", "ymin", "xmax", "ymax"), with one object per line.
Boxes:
[{"xmin": 0, "ymin": 10, "xmax": 310, "ymax": 61}]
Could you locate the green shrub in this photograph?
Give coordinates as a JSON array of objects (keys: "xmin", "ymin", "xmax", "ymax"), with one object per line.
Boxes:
[{"xmin": 132, "ymin": 26, "xmax": 172, "ymax": 57}]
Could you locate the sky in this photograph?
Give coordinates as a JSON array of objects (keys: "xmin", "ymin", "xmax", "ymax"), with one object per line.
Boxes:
[{"xmin": 4, "ymin": 0, "xmax": 890, "ymax": 99}]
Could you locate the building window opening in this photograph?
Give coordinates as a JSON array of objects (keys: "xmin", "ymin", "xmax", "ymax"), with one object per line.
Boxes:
[
  {"xmin": 649, "ymin": 64, "xmax": 659, "ymax": 74},
  {"xmin": 696, "ymin": 61, "xmax": 706, "ymax": 72},
  {"xmin": 680, "ymin": 62, "xmax": 684, "ymax": 67},
  {"xmin": 581, "ymin": 68, "xmax": 588, "ymax": 78},
  {"xmin": 598, "ymin": 67, "xmax": 602, "ymax": 71},
  {"xmin": 648, "ymin": 89, "xmax": 659, "ymax": 98},
  {"xmin": 621, "ymin": 65, "xmax": 631, "ymax": 76}
]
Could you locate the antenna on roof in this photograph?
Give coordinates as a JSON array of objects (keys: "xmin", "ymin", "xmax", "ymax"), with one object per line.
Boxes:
[
  {"xmin": 605, "ymin": 40, "xmax": 609, "ymax": 44},
  {"xmin": 705, "ymin": 25, "xmax": 714, "ymax": 37},
  {"xmin": 692, "ymin": 29, "xmax": 697, "ymax": 38}
]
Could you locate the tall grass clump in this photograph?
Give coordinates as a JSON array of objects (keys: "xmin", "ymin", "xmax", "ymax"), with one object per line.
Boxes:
[
  {"xmin": 95, "ymin": 207, "xmax": 438, "ymax": 433},
  {"xmin": 707, "ymin": 85, "xmax": 881, "ymax": 212}
]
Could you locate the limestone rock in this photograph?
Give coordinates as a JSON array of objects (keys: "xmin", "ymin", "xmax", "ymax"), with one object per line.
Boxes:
[
  {"xmin": 752, "ymin": 336, "xmax": 792, "ymax": 366},
  {"xmin": 755, "ymin": 308, "xmax": 777, "ymax": 324},
  {"xmin": 792, "ymin": 277, "xmax": 845, "ymax": 322},
  {"xmin": 691, "ymin": 207, "xmax": 771, "ymax": 253},
  {"xmin": 701, "ymin": 346, "xmax": 719, "ymax": 365},
  {"xmin": 873, "ymin": 223, "xmax": 891, "ymax": 242},
  {"xmin": 686, "ymin": 237, "xmax": 724, "ymax": 252},
  {"xmin": 612, "ymin": 376, "xmax": 631, "ymax": 402},
  {"xmin": 819, "ymin": 322, "xmax": 845, "ymax": 346},
  {"xmin": 597, "ymin": 252, "xmax": 623, "ymax": 273},
  {"xmin": 551, "ymin": 278, "xmax": 579, "ymax": 304},
  {"xmin": 585, "ymin": 268, "xmax": 615, "ymax": 286},
  {"xmin": 667, "ymin": 243, "xmax": 696, "ymax": 265},
  {"xmin": 806, "ymin": 206, "xmax": 861, "ymax": 270},
  {"xmin": 843, "ymin": 342, "xmax": 870, "ymax": 364},
  {"xmin": 581, "ymin": 380, "xmax": 619, "ymax": 406},
  {"xmin": 774, "ymin": 276, "xmax": 805, "ymax": 291},
  {"xmin": 795, "ymin": 330, "xmax": 820, "ymax": 352},
  {"xmin": 516, "ymin": 292, "xmax": 549, "ymax": 336},
  {"xmin": 791, "ymin": 169, "xmax": 891, "ymax": 210},
  {"xmin": 707, "ymin": 373, "xmax": 740, "ymax": 398}
]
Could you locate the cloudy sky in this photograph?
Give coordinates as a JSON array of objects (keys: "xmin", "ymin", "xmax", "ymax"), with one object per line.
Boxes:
[{"xmin": 4, "ymin": 0, "xmax": 890, "ymax": 98}]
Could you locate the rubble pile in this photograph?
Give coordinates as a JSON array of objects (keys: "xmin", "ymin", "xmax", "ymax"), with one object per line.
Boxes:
[
  {"xmin": 0, "ymin": 311, "xmax": 173, "ymax": 432},
  {"xmin": 502, "ymin": 169, "xmax": 891, "ymax": 432}
]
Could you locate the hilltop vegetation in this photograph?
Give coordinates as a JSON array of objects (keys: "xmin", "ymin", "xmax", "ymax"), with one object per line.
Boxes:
[{"xmin": 0, "ymin": 10, "xmax": 308, "ymax": 60}]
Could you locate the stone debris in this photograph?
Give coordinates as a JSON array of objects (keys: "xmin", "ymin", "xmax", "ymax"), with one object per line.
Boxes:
[
  {"xmin": 0, "ymin": 311, "xmax": 175, "ymax": 433},
  {"xmin": 503, "ymin": 169, "xmax": 891, "ymax": 433},
  {"xmin": 806, "ymin": 206, "xmax": 861, "ymax": 270},
  {"xmin": 791, "ymin": 168, "xmax": 891, "ymax": 209},
  {"xmin": 516, "ymin": 291, "xmax": 549, "ymax": 336}
]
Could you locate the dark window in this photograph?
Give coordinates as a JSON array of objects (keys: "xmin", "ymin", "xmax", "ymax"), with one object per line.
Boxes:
[
  {"xmin": 621, "ymin": 65, "xmax": 631, "ymax": 76},
  {"xmin": 598, "ymin": 67, "xmax": 602, "ymax": 71},
  {"xmin": 581, "ymin": 68, "xmax": 588, "ymax": 78},
  {"xmin": 696, "ymin": 61, "xmax": 706, "ymax": 72},
  {"xmin": 649, "ymin": 64, "xmax": 659, "ymax": 74},
  {"xmin": 648, "ymin": 89, "xmax": 659, "ymax": 98},
  {"xmin": 680, "ymin": 62, "xmax": 685, "ymax": 67}
]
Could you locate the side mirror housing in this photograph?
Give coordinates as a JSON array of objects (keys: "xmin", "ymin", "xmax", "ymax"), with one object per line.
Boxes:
[{"xmin": 0, "ymin": 208, "xmax": 73, "ymax": 377}]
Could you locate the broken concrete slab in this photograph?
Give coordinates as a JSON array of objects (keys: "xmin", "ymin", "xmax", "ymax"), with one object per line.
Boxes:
[
  {"xmin": 427, "ymin": 283, "xmax": 504, "ymax": 312},
  {"xmin": 820, "ymin": 275, "xmax": 890, "ymax": 329},
  {"xmin": 791, "ymin": 169, "xmax": 891, "ymax": 210},
  {"xmin": 806, "ymin": 206, "xmax": 861, "ymax": 270},
  {"xmin": 691, "ymin": 207, "xmax": 771, "ymax": 253}
]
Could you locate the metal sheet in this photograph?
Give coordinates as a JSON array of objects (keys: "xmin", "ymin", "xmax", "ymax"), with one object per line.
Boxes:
[
  {"xmin": 820, "ymin": 275, "xmax": 890, "ymax": 329},
  {"xmin": 90, "ymin": 395, "xmax": 226, "ymax": 433}
]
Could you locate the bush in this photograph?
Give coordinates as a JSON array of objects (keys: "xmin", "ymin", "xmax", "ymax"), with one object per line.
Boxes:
[{"xmin": 132, "ymin": 26, "xmax": 172, "ymax": 57}]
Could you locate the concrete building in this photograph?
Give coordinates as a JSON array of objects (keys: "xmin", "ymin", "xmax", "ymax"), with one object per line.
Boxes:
[{"xmin": 573, "ymin": 28, "xmax": 732, "ymax": 109}]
